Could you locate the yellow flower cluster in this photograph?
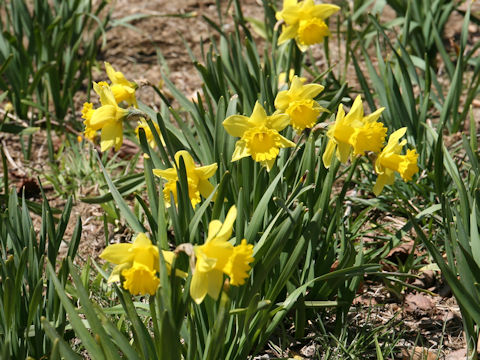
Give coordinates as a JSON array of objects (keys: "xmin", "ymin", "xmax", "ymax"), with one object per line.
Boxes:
[
  {"xmin": 276, "ymin": 0, "xmax": 340, "ymax": 51},
  {"xmin": 322, "ymin": 96, "xmax": 418, "ymax": 194},
  {"xmin": 82, "ymin": 63, "xmax": 138, "ymax": 152},
  {"xmin": 100, "ymin": 208, "xmax": 254, "ymax": 303}
]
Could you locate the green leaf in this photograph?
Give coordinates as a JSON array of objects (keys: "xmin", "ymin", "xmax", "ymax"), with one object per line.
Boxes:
[
  {"xmin": 244, "ymin": 16, "xmax": 267, "ymax": 39},
  {"xmin": 46, "ymin": 261, "xmax": 105, "ymax": 359},
  {"xmin": 41, "ymin": 318, "xmax": 82, "ymax": 360},
  {"xmin": 96, "ymin": 152, "xmax": 144, "ymax": 233}
]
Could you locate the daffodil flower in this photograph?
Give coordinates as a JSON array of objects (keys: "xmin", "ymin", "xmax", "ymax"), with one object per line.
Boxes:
[
  {"xmin": 100, "ymin": 233, "xmax": 179, "ymax": 296},
  {"xmin": 223, "ymin": 101, "xmax": 295, "ymax": 171},
  {"xmin": 105, "ymin": 62, "xmax": 138, "ymax": 107},
  {"xmin": 153, "ymin": 151, "xmax": 218, "ymax": 208},
  {"xmin": 277, "ymin": 69, "xmax": 306, "ymax": 89},
  {"xmin": 322, "ymin": 96, "xmax": 386, "ymax": 168},
  {"xmin": 373, "ymin": 127, "xmax": 419, "ymax": 195},
  {"xmin": 190, "ymin": 206, "xmax": 253, "ymax": 304},
  {"xmin": 82, "ymin": 83, "xmax": 129, "ymax": 152},
  {"xmin": 276, "ymin": 0, "xmax": 340, "ymax": 51},
  {"xmin": 135, "ymin": 118, "xmax": 164, "ymax": 149},
  {"xmin": 275, "ymin": 75, "xmax": 326, "ymax": 131}
]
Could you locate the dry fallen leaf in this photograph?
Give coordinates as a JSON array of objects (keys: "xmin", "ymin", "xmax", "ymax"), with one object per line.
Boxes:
[
  {"xmin": 404, "ymin": 293, "xmax": 435, "ymax": 315},
  {"xmin": 400, "ymin": 346, "xmax": 438, "ymax": 360},
  {"xmin": 445, "ymin": 348, "xmax": 467, "ymax": 360},
  {"xmin": 386, "ymin": 240, "xmax": 415, "ymax": 264}
]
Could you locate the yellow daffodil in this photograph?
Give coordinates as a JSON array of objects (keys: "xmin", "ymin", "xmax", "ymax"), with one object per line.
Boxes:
[
  {"xmin": 278, "ymin": 69, "xmax": 306, "ymax": 89},
  {"xmin": 100, "ymin": 233, "xmax": 179, "ymax": 296},
  {"xmin": 275, "ymin": 75, "xmax": 326, "ymax": 131},
  {"xmin": 223, "ymin": 101, "xmax": 295, "ymax": 171},
  {"xmin": 135, "ymin": 118, "xmax": 164, "ymax": 149},
  {"xmin": 82, "ymin": 83, "xmax": 129, "ymax": 152},
  {"xmin": 322, "ymin": 96, "xmax": 386, "ymax": 168},
  {"xmin": 276, "ymin": 0, "xmax": 340, "ymax": 51},
  {"xmin": 105, "ymin": 62, "xmax": 138, "ymax": 107},
  {"xmin": 190, "ymin": 206, "xmax": 253, "ymax": 304},
  {"xmin": 153, "ymin": 151, "xmax": 218, "ymax": 208},
  {"xmin": 373, "ymin": 127, "xmax": 419, "ymax": 195}
]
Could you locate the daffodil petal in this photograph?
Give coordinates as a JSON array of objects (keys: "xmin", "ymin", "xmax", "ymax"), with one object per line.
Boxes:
[
  {"xmin": 345, "ymin": 95, "xmax": 364, "ymax": 123},
  {"xmin": 278, "ymin": 135, "xmax": 296, "ymax": 149},
  {"xmin": 198, "ymin": 180, "xmax": 216, "ymax": 204},
  {"xmin": 161, "ymin": 250, "xmax": 174, "ymax": 264},
  {"xmin": 132, "ymin": 233, "xmax": 152, "ymax": 248},
  {"xmin": 190, "ymin": 269, "xmax": 208, "ymax": 304},
  {"xmin": 264, "ymin": 158, "xmax": 276, "ymax": 172},
  {"xmin": 198, "ymin": 179, "xmax": 215, "ymax": 201},
  {"xmin": 274, "ymin": 90, "xmax": 290, "ymax": 111},
  {"xmin": 282, "ymin": 8, "xmax": 302, "ymax": 24},
  {"xmin": 100, "ymin": 121, "xmax": 123, "ymax": 152},
  {"xmin": 283, "ymin": 0, "xmax": 297, "ymax": 9},
  {"xmin": 175, "ymin": 151, "xmax": 196, "ymax": 170},
  {"xmin": 388, "ymin": 127, "xmax": 407, "ymax": 146},
  {"xmin": 111, "ymin": 84, "xmax": 135, "ymax": 105},
  {"xmin": 363, "ymin": 107, "xmax": 385, "ymax": 123},
  {"xmin": 311, "ymin": 4, "xmax": 341, "ymax": 20},
  {"xmin": 89, "ymin": 105, "xmax": 116, "ymax": 130},
  {"xmin": 93, "ymin": 82, "xmax": 117, "ymax": 106},
  {"xmin": 107, "ymin": 263, "xmax": 131, "ymax": 283},
  {"xmin": 297, "ymin": 83, "xmax": 324, "ymax": 99},
  {"xmin": 195, "ymin": 163, "xmax": 218, "ymax": 179},
  {"xmin": 105, "ymin": 62, "xmax": 132, "ymax": 87},
  {"xmin": 152, "ymin": 168, "xmax": 178, "ymax": 180},
  {"xmin": 296, "ymin": 42, "xmax": 309, "ymax": 52},
  {"xmin": 100, "ymin": 243, "xmax": 133, "ymax": 264},
  {"xmin": 207, "ymin": 220, "xmax": 223, "ymax": 242},
  {"xmin": 267, "ymin": 113, "xmax": 290, "ymax": 132},
  {"xmin": 215, "ymin": 206, "xmax": 237, "ymax": 241},
  {"xmin": 196, "ymin": 252, "xmax": 218, "ymax": 272},
  {"xmin": 288, "ymin": 76, "xmax": 305, "ymax": 92},
  {"xmin": 278, "ymin": 24, "xmax": 298, "ymax": 45},
  {"xmin": 249, "ymin": 102, "xmax": 268, "ymax": 126},
  {"xmin": 223, "ymin": 115, "xmax": 252, "ymax": 137},
  {"xmin": 336, "ymin": 141, "xmax": 351, "ymax": 164},
  {"xmin": 206, "ymin": 269, "xmax": 224, "ymax": 301},
  {"xmin": 322, "ymin": 139, "xmax": 336, "ymax": 169},
  {"xmin": 231, "ymin": 140, "xmax": 251, "ymax": 162},
  {"xmin": 373, "ymin": 172, "xmax": 395, "ymax": 196}
]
